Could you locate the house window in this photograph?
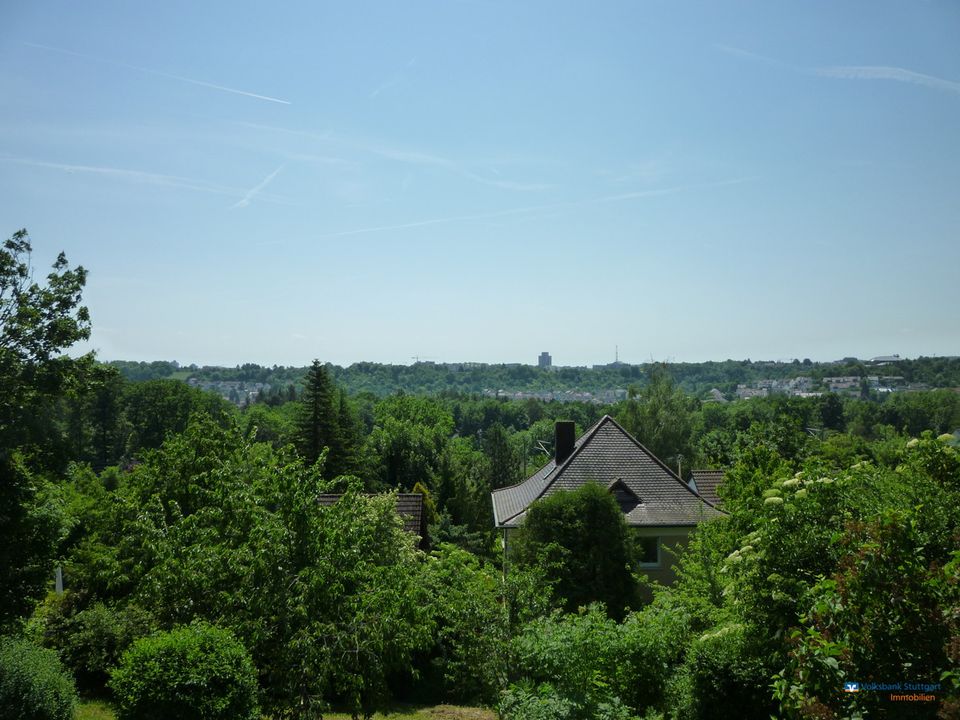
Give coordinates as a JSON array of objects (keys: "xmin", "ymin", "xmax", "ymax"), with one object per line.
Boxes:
[{"xmin": 639, "ymin": 537, "xmax": 660, "ymax": 567}]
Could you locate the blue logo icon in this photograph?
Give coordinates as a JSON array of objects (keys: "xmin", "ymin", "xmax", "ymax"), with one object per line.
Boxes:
[{"xmin": 844, "ymin": 682, "xmax": 860, "ymax": 693}]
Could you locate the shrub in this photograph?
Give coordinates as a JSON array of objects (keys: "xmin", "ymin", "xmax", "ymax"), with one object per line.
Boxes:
[
  {"xmin": 0, "ymin": 636, "xmax": 77, "ymax": 720},
  {"xmin": 29, "ymin": 594, "xmax": 155, "ymax": 697},
  {"xmin": 512, "ymin": 483, "xmax": 636, "ymax": 619},
  {"xmin": 498, "ymin": 682, "xmax": 577, "ymax": 720},
  {"xmin": 414, "ymin": 544, "xmax": 504, "ymax": 705},
  {"xmin": 110, "ymin": 622, "xmax": 258, "ymax": 720},
  {"xmin": 670, "ymin": 623, "xmax": 773, "ymax": 720},
  {"xmin": 509, "ymin": 603, "xmax": 684, "ymax": 718}
]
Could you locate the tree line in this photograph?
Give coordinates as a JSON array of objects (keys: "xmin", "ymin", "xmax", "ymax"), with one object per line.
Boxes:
[{"xmin": 107, "ymin": 354, "xmax": 960, "ymax": 401}]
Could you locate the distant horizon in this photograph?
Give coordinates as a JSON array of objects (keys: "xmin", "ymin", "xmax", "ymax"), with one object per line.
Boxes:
[{"xmin": 94, "ymin": 350, "xmax": 959, "ymax": 370}]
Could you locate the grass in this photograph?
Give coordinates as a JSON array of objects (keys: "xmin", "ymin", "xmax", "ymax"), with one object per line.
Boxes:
[
  {"xmin": 76, "ymin": 700, "xmax": 495, "ymax": 720},
  {"xmin": 314, "ymin": 706, "xmax": 496, "ymax": 720},
  {"xmin": 75, "ymin": 700, "xmax": 115, "ymax": 720}
]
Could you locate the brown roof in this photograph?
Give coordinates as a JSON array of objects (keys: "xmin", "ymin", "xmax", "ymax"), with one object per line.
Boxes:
[
  {"xmin": 491, "ymin": 415, "xmax": 724, "ymax": 529},
  {"xmin": 690, "ymin": 470, "xmax": 725, "ymax": 507},
  {"xmin": 317, "ymin": 493, "xmax": 429, "ymax": 548}
]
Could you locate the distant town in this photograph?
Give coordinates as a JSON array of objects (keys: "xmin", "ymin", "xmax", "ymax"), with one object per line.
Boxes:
[{"xmin": 104, "ymin": 351, "xmax": 960, "ymax": 407}]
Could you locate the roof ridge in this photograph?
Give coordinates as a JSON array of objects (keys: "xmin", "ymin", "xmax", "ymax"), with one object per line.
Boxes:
[{"xmin": 596, "ymin": 415, "xmax": 716, "ymax": 502}]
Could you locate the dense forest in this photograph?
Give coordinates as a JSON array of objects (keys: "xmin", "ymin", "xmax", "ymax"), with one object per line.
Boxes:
[{"xmin": 3, "ymin": 231, "xmax": 959, "ymax": 720}]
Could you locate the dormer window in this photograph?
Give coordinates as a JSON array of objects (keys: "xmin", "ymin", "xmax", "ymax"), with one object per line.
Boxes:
[{"xmin": 607, "ymin": 478, "xmax": 641, "ymax": 513}]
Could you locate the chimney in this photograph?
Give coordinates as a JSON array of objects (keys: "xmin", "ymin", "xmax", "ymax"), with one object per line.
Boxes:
[{"xmin": 555, "ymin": 421, "xmax": 576, "ymax": 465}]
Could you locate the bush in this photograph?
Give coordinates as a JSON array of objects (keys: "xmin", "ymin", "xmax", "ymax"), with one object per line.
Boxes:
[
  {"xmin": 0, "ymin": 636, "xmax": 77, "ymax": 720},
  {"xmin": 110, "ymin": 623, "xmax": 258, "ymax": 720},
  {"xmin": 509, "ymin": 603, "xmax": 686, "ymax": 718},
  {"xmin": 29, "ymin": 594, "xmax": 155, "ymax": 697},
  {"xmin": 499, "ymin": 681, "xmax": 635, "ymax": 720},
  {"xmin": 670, "ymin": 623, "xmax": 773, "ymax": 720},
  {"xmin": 409, "ymin": 544, "xmax": 505, "ymax": 705},
  {"xmin": 498, "ymin": 682, "xmax": 577, "ymax": 720},
  {"xmin": 512, "ymin": 483, "xmax": 636, "ymax": 619}
]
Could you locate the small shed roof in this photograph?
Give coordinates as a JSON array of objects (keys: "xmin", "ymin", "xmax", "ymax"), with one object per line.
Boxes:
[{"xmin": 318, "ymin": 492, "xmax": 429, "ymax": 548}]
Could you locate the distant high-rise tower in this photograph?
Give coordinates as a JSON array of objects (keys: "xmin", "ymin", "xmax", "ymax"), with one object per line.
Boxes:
[{"xmin": 538, "ymin": 351, "xmax": 552, "ymax": 368}]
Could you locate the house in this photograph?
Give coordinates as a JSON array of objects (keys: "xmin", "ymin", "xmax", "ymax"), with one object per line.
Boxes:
[
  {"xmin": 491, "ymin": 416, "xmax": 723, "ymax": 588},
  {"xmin": 317, "ymin": 493, "xmax": 429, "ymax": 550},
  {"xmin": 689, "ymin": 469, "xmax": 725, "ymax": 507}
]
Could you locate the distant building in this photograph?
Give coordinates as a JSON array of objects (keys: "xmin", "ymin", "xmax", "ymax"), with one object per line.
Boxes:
[
  {"xmin": 538, "ymin": 351, "xmax": 552, "ymax": 368},
  {"xmin": 736, "ymin": 385, "xmax": 768, "ymax": 400}
]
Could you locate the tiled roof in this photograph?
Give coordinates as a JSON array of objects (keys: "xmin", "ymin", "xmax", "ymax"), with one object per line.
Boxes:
[
  {"xmin": 690, "ymin": 470, "xmax": 725, "ymax": 507},
  {"xmin": 318, "ymin": 493, "xmax": 428, "ymax": 546},
  {"xmin": 492, "ymin": 416, "xmax": 724, "ymax": 528}
]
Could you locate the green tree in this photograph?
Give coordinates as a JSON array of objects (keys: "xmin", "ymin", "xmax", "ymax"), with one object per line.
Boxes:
[
  {"xmin": 617, "ymin": 364, "xmax": 697, "ymax": 475},
  {"xmin": 0, "ymin": 230, "xmax": 90, "ymax": 630},
  {"xmin": 362, "ymin": 394, "xmax": 454, "ymax": 492},
  {"xmin": 415, "ymin": 544, "xmax": 504, "ymax": 704},
  {"xmin": 63, "ymin": 415, "xmax": 432, "ymax": 717},
  {"xmin": 482, "ymin": 421, "xmax": 522, "ymax": 489},
  {"xmin": 296, "ymin": 359, "xmax": 341, "ymax": 470},
  {"xmin": 513, "ymin": 483, "xmax": 636, "ymax": 619},
  {"xmin": 122, "ymin": 379, "xmax": 232, "ymax": 454}
]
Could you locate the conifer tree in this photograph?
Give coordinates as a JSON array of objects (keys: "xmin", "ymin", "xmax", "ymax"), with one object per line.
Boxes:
[
  {"xmin": 296, "ymin": 360, "xmax": 338, "ymax": 469},
  {"xmin": 334, "ymin": 388, "xmax": 361, "ymax": 477}
]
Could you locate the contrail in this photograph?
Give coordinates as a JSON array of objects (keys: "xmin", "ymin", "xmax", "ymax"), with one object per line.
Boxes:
[
  {"xmin": 2, "ymin": 156, "xmax": 294, "ymax": 205},
  {"xmin": 815, "ymin": 65, "xmax": 960, "ymax": 96},
  {"xmin": 233, "ymin": 165, "xmax": 284, "ymax": 208},
  {"xmin": 714, "ymin": 44, "xmax": 960, "ymax": 97},
  {"xmin": 314, "ymin": 176, "xmax": 754, "ymax": 239},
  {"xmin": 24, "ymin": 41, "xmax": 291, "ymax": 105}
]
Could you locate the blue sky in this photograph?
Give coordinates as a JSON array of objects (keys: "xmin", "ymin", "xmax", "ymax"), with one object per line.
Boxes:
[{"xmin": 2, "ymin": 1, "xmax": 958, "ymax": 367}]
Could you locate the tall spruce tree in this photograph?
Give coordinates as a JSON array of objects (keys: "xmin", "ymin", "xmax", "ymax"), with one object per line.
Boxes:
[
  {"xmin": 296, "ymin": 360, "xmax": 339, "ymax": 470},
  {"xmin": 334, "ymin": 387, "xmax": 360, "ymax": 477}
]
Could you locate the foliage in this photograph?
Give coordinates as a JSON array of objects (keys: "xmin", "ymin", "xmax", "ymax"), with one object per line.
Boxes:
[
  {"xmin": 498, "ymin": 682, "xmax": 578, "ymax": 720},
  {"xmin": 512, "ymin": 483, "xmax": 637, "ymax": 618},
  {"xmin": 616, "ymin": 365, "xmax": 697, "ymax": 474},
  {"xmin": 63, "ymin": 415, "xmax": 433, "ymax": 718},
  {"xmin": 0, "ymin": 230, "xmax": 90, "ymax": 630},
  {"xmin": 121, "ymin": 379, "xmax": 233, "ymax": 455},
  {"xmin": 363, "ymin": 394, "xmax": 454, "ymax": 492},
  {"xmin": 296, "ymin": 360, "xmax": 341, "ymax": 469},
  {"xmin": 669, "ymin": 623, "xmax": 773, "ymax": 720},
  {"xmin": 162, "ymin": 356, "xmax": 960, "ymax": 401},
  {"xmin": 507, "ymin": 599, "xmax": 698, "ymax": 719},
  {"xmin": 0, "ymin": 229, "xmax": 89, "ymax": 384},
  {"xmin": 0, "ymin": 635, "xmax": 77, "ymax": 720},
  {"xmin": 109, "ymin": 622, "xmax": 258, "ymax": 720},
  {"xmin": 28, "ymin": 594, "xmax": 155, "ymax": 697},
  {"xmin": 768, "ymin": 437, "xmax": 960, "ymax": 718},
  {"xmin": 709, "ymin": 434, "xmax": 960, "ymax": 718},
  {"xmin": 414, "ymin": 545, "xmax": 504, "ymax": 705},
  {"xmin": 0, "ymin": 455, "xmax": 66, "ymax": 632}
]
